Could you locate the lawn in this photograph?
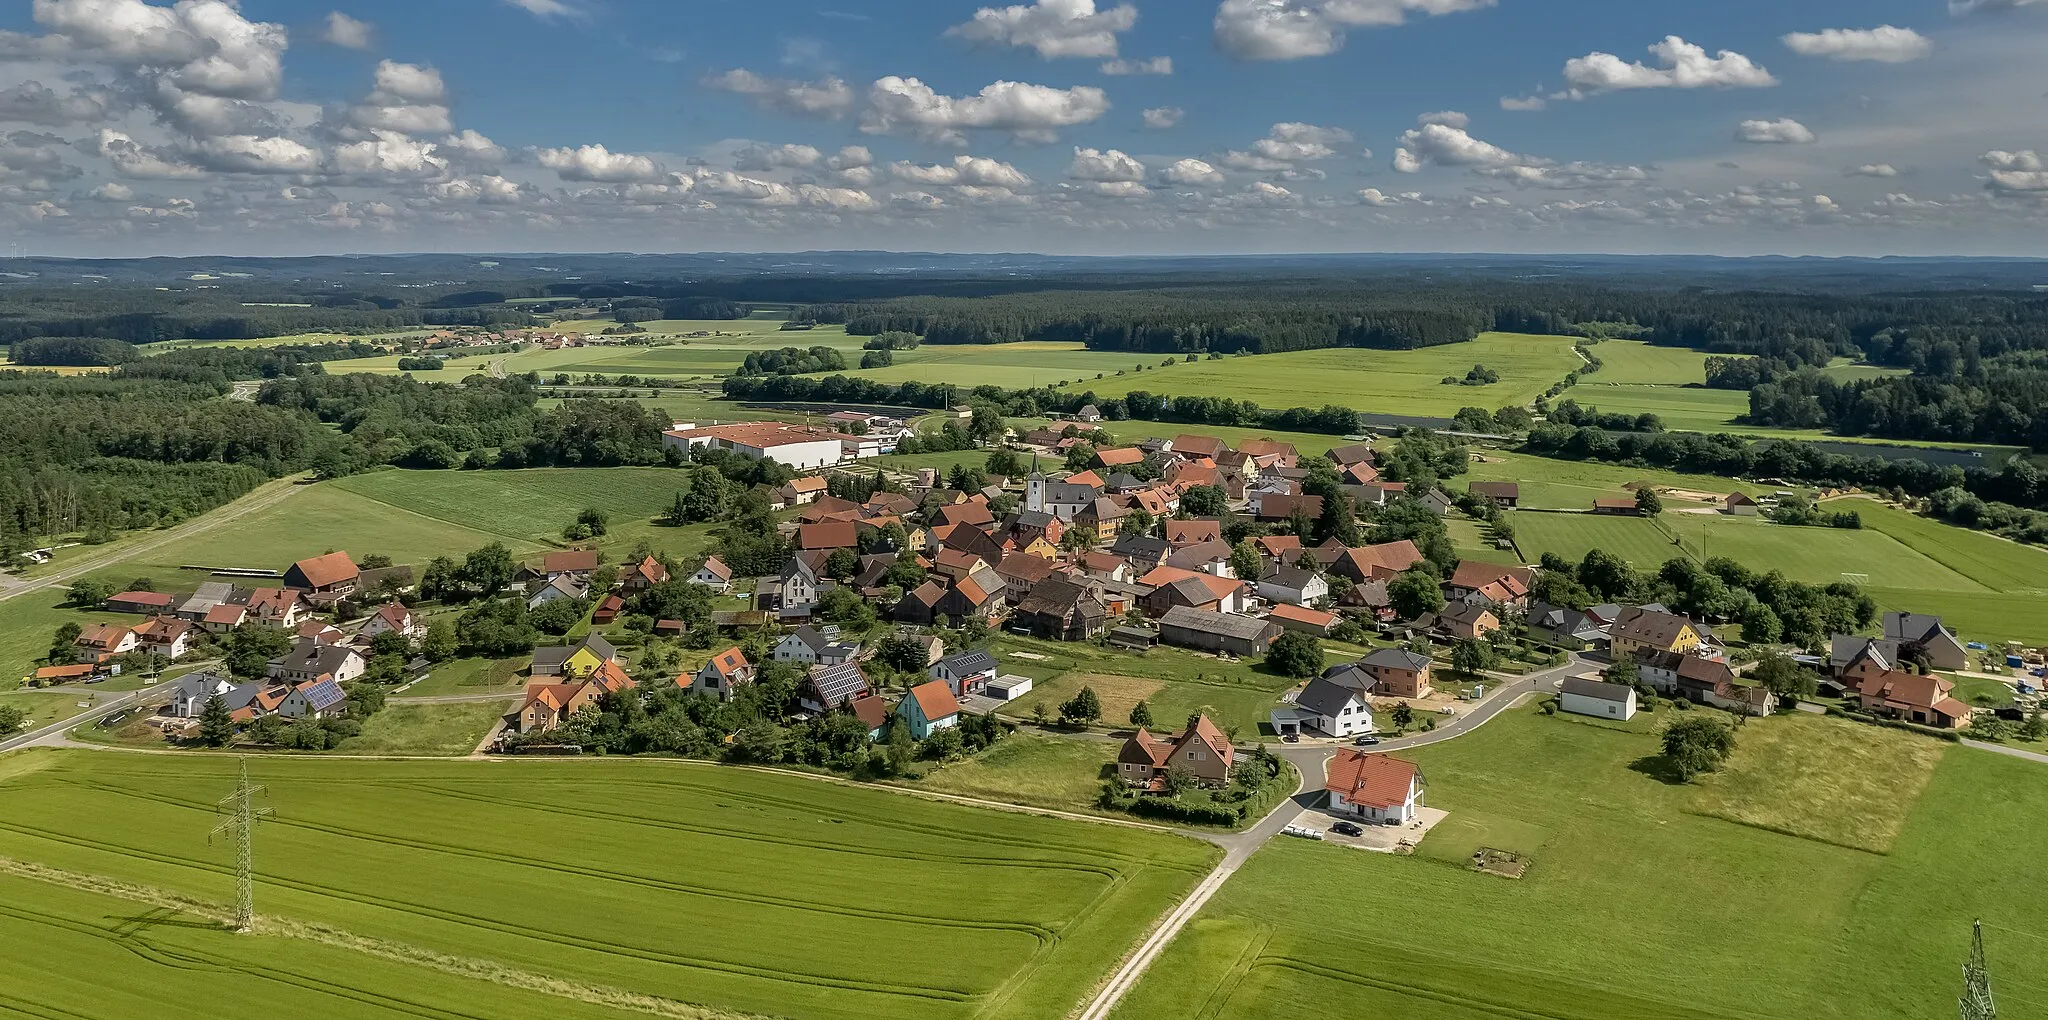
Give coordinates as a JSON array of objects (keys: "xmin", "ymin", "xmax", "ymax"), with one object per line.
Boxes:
[
  {"xmin": 1110, "ymin": 709, "xmax": 2048, "ymax": 1020},
  {"xmin": 1067, "ymin": 333, "xmax": 1583, "ymax": 417},
  {"xmin": 985, "ymin": 635, "xmax": 1305, "ymax": 737},
  {"xmin": 911, "ymin": 733, "xmax": 1118, "ymax": 814},
  {"xmin": 0, "ymin": 750, "xmax": 1219, "ymax": 1020},
  {"xmin": 1568, "ymin": 382, "xmax": 1755, "ymax": 433},
  {"xmin": 1846, "ymin": 499, "xmax": 2048, "ymax": 595},
  {"xmin": 334, "ymin": 700, "xmax": 511, "ymax": 756},
  {"xmin": 397, "ymin": 657, "xmax": 526, "ymax": 697},
  {"xmin": 1465, "ymin": 448, "xmax": 1761, "ymax": 511},
  {"xmin": 1866, "ymin": 587, "xmax": 2047, "ymax": 648}
]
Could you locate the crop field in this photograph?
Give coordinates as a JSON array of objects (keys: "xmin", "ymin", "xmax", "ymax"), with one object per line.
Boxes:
[
  {"xmin": 1510, "ymin": 510, "xmax": 1988, "ymax": 590},
  {"xmin": 1066, "ymin": 333, "xmax": 1583, "ymax": 417},
  {"xmin": 1585, "ymin": 340, "xmax": 1722, "ymax": 385},
  {"xmin": 830, "ymin": 342, "xmax": 1135, "ymax": 389},
  {"xmin": 1110, "ymin": 709, "xmax": 2048, "ymax": 1020},
  {"xmin": 0, "ymin": 751, "xmax": 1218, "ymax": 1020},
  {"xmin": 1465, "ymin": 449, "xmax": 1757, "ymax": 510},
  {"xmin": 911, "ymin": 734, "xmax": 1119, "ymax": 814},
  {"xmin": 328, "ymin": 467, "xmax": 718, "ymax": 559},
  {"xmin": 1568, "ymin": 382, "xmax": 1755, "ymax": 433}
]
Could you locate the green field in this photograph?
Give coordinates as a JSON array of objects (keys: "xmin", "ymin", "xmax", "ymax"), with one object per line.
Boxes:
[
  {"xmin": 1586, "ymin": 340, "xmax": 1723, "ymax": 385},
  {"xmin": 328, "ymin": 467, "xmax": 718, "ymax": 560},
  {"xmin": 912, "ymin": 734, "xmax": 1119, "ymax": 813},
  {"xmin": 334, "ymin": 700, "xmax": 511, "ymax": 756},
  {"xmin": 830, "ymin": 342, "xmax": 1134, "ymax": 389},
  {"xmin": 1568, "ymin": 382, "xmax": 1756, "ymax": 433},
  {"xmin": 986, "ymin": 635, "xmax": 1305, "ymax": 737},
  {"xmin": 1065, "ymin": 333, "xmax": 1583, "ymax": 417},
  {"xmin": 0, "ymin": 751, "xmax": 1218, "ymax": 1020},
  {"xmin": 397, "ymin": 657, "xmax": 527, "ymax": 698},
  {"xmin": 1111, "ymin": 709, "xmax": 2048, "ymax": 1020},
  {"xmin": 1509, "ymin": 511, "xmax": 1990, "ymax": 590}
]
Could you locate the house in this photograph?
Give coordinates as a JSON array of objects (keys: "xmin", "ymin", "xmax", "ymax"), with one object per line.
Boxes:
[
  {"xmin": 1469, "ymin": 481, "xmax": 1520, "ymax": 508},
  {"xmin": 1326, "ymin": 442, "xmax": 1377, "ymax": 468},
  {"xmin": 1170, "ymin": 435, "xmax": 1228, "ymax": 461},
  {"xmin": 620, "ymin": 556, "xmax": 670, "ymax": 592},
  {"xmin": 1528, "ymin": 602, "xmax": 1603, "ymax": 648},
  {"xmin": 898, "ymin": 680, "xmax": 962, "ymax": 740},
  {"xmin": 592, "ymin": 594, "xmax": 625, "ymax": 625},
  {"xmin": 543, "ymin": 549, "xmax": 602, "ymax": 582},
  {"xmin": 1443, "ymin": 562, "xmax": 1530, "ymax": 610},
  {"xmin": 284, "ymin": 551, "xmax": 359, "ymax": 604},
  {"xmin": 1258, "ymin": 565, "xmax": 1329, "ymax": 607},
  {"xmin": 1608, "ymin": 607, "xmax": 1702, "ymax": 661},
  {"xmin": 167, "ymin": 670, "xmax": 255, "ymax": 718},
  {"xmin": 530, "ymin": 634, "xmax": 618, "ymax": 679},
  {"xmin": 518, "ymin": 681, "xmax": 605, "ymax": 733},
  {"xmin": 663, "ymin": 421, "xmax": 853, "ymax": 470},
  {"xmin": 931, "ymin": 502, "xmax": 997, "ymax": 531},
  {"xmin": 895, "ymin": 579, "xmax": 946, "ymax": 627},
  {"xmin": 1079, "ymin": 551, "xmax": 1135, "ymax": 584},
  {"xmin": 935, "ymin": 571, "xmax": 1003, "ymax": 626},
  {"xmin": 1116, "ymin": 716, "xmax": 1233, "ymax": 790},
  {"xmin": 73, "ymin": 623, "xmax": 139, "ymax": 664},
  {"xmin": 766, "ymin": 556, "xmax": 822, "ymax": 620},
  {"xmin": 1857, "ymin": 670, "xmax": 1974, "ymax": 729},
  {"xmin": 1324, "ymin": 751, "xmax": 1425, "ymax": 825},
  {"xmin": 1592, "ymin": 498, "xmax": 1643, "ymax": 516},
  {"xmin": 1254, "ymin": 493, "xmax": 1324, "ymax": 523},
  {"xmin": 1560, "ymin": 677, "xmax": 1637, "ymax": 721},
  {"xmin": 778, "ymin": 476, "xmax": 829, "ymax": 506},
  {"xmin": 1164, "ymin": 519, "xmax": 1222, "ymax": 547},
  {"xmin": 1419, "ymin": 489, "xmax": 1454, "ymax": 517},
  {"xmin": 930, "ymin": 650, "xmax": 998, "ymax": 698},
  {"xmin": 1138, "ymin": 566, "xmax": 1249, "ymax": 616},
  {"xmin": 1328, "ymin": 540, "xmax": 1425, "ymax": 583},
  {"xmin": 1830, "ymin": 636, "xmax": 1901, "ymax": 681},
  {"xmin": 244, "ymin": 588, "xmax": 309, "ymax": 629},
  {"xmin": 359, "ymin": 602, "xmax": 423, "ymax": 642},
  {"xmin": 1095, "ymin": 446, "xmax": 1143, "ymax": 469},
  {"xmin": 1165, "ymin": 539, "xmax": 1236, "ymax": 577},
  {"xmin": 526, "ymin": 576, "xmax": 588, "ymax": 611},
  {"xmin": 849, "ymin": 694, "xmax": 892, "ymax": 740},
  {"xmin": 1267, "ymin": 603, "xmax": 1338, "ymax": 637},
  {"xmin": 1725, "ymin": 492, "xmax": 1760, "ymax": 516},
  {"xmin": 774, "ymin": 625, "xmax": 857, "ymax": 666},
  {"xmin": 1237, "ymin": 439, "xmax": 1299, "ymax": 469},
  {"xmin": 277, "ymin": 677, "xmax": 350, "ymax": 720},
  {"xmin": 297, "ymin": 620, "xmax": 347, "ymax": 647},
  {"xmin": 1074, "ymin": 403, "xmax": 1104, "ymax": 423},
  {"xmin": 200, "ymin": 602, "xmax": 249, "ymax": 633},
  {"xmin": 1276, "ymin": 677, "xmax": 1375, "ymax": 738},
  {"xmin": 133, "ymin": 616, "xmax": 195, "ymax": 659},
  {"xmin": 690, "ymin": 647, "xmax": 755, "ymax": 701},
  {"xmin": 994, "ymin": 553, "xmax": 1061, "ymax": 602},
  {"xmin": 1073, "ymin": 497, "xmax": 1130, "ymax": 544},
  {"xmin": 799, "ymin": 521, "xmax": 863, "ymax": 553},
  {"xmin": 1013, "ymin": 579, "xmax": 1110, "ymax": 642},
  {"xmin": 1157, "ymin": 606, "xmax": 1282, "ymax": 657},
  {"xmin": 1357, "ymin": 647, "xmax": 1434, "ymax": 699},
  {"xmin": 1419, "ymin": 603, "xmax": 1500, "ymax": 642},
  {"xmin": 106, "ymin": 590, "xmax": 175, "ymax": 615},
  {"xmin": 1882, "ymin": 612, "xmax": 1969, "ymax": 671},
  {"xmin": 268, "ymin": 639, "xmax": 367, "ymax": 685},
  {"xmin": 1109, "ymin": 534, "xmax": 1171, "ymax": 572},
  {"xmin": 800, "ymin": 661, "xmax": 873, "ymax": 713}
]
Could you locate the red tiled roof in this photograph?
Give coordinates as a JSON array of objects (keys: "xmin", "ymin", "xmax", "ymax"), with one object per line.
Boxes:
[
  {"xmin": 1268, "ymin": 603, "xmax": 1337, "ymax": 629},
  {"xmin": 706, "ymin": 646, "xmax": 750, "ymax": 678},
  {"xmin": 1325, "ymin": 751, "xmax": 1420, "ymax": 810},
  {"xmin": 799, "ymin": 522, "xmax": 862, "ymax": 550},
  {"xmin": 904, "ymin": 680, "xmax": 961, "ymax": 721},
  {"xmin": 544, "ymin": 549, "xmax": 601, "ymax": 573},
  {"xmin": 1095, "ymin": 447, "xmax": 1144, "ymax": 467},
  {"xmin": 289, "ymin": 551, "xmax": 358, "ymax": 589},
  {"xmin": 850, "ymin": 694, "xmax": 891, "ymax": 731},
  {"xmin": 204, "ymin": 603, "xmax": 247, "ymax": 625},
  {"xmin": 665, "ymin": 421, "xmax": 858, "ymax": 449}
]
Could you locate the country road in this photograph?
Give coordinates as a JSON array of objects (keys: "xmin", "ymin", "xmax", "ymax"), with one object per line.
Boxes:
[{"xmin": 0, "ymin": 477, "xmax": 309, "ymax": 604}]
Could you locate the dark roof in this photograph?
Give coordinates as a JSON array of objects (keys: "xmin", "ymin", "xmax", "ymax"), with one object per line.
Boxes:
[
  {"xmin": 1561, "ymin": 677, "xmax": 1633, "ymax": 703},
  {"xmin": 1110, "ymin": 535, "xmax": 1171, "ymax": 561},
  {"xmin": 577, "ymin": 633, "xmax": 618, "ymax": 662},
  {"xmin": 296, "ymin": 677, "xmax": 348, "ymax": 710},
  {"xmin": 1260, "ymin": 564, "xmax": 1320, "ymax": 591},
  {"xmin": 1295, "ymin": 677, "xmax": 1365, "ymax": 716},
  {"xmin": 1016, "ymin": 578, "xmax": 1100, "ymax": 618},
  {"xmin": 937, "ymin": 650, "xmax": 998, "ymax": 676},
  {"xmin": 1884, "ymin": 612, "xmax": 1954, "ymax": 645},
  {"xmin": 1469, "ymin": 481, "xmax": 1520, "ymax": 498},
  {"xmin": 1360, "ymin": 647, "xmax": 1431, "ymax": 672},
  {"xmin": 1158, "ymin": 606, "xmax": 1281, "ymax": 642},
  {"xmin": 1610, "ymin": 607, "xmax": 1695, "ymax": 646},
  {"xmin": 807, "ymin": 662, "xmax": 871, "ymax": 707}
]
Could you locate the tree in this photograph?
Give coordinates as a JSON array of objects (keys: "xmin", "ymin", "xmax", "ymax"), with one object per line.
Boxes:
[
  {"xmin": 1635, "ymin": 487, "xmax": 1665, "ymax": 517},
  {"xmin": 575, "ymin": 508, "xmax": 610, "ymax": 537},
  {"xmin": 421, "ymin": 620, "xmax": 458, "ymax": 662},
  {"xmin": 66, "ymin": 578, "xmax": 115, "ymax": 608},
  {"xmin": 886, "ymin": 717, "xmax": 915, "ymax": 775},
  {"xmin": 1750, "ymin": 652, "xmax": 1818, "ymax": 706},
  {"xmin": 1060, "ymin": 686, "xmax": 1102, "ymax": 725},
  {"xmin": 662, "ymin": 491, "xmax": 691, "ymax": 527},
  {"xmin": 1161, "ymin": 764, "xmax": 1196, "ymax": 799},
  {"xmin": 985, "ymin": 449, "xmax": 1025, "ymax": 477},
  {"xmin": 1180, "ymin": 485, "xmax": 1227, "ymax": 518},
  {"xmin": 680, "ymin": 466, "xmax": 730, "ymax": 522},
  {"xmin": 824, "ymin": 546, "xmax": 859, "ymax": 581},
  {"xmin": 222, "ymin": 625, "xmax": 294, "ymax": 679},
  {"xmin": 1450, "ymin": 639, "xmax": 1495, "ymax": 677},
  {"xmin": 2023, "ymin": 706, "xmax": 2046, "ymax": 743},
  {"xmin": 968, "ymin": 404, "xmax": 1006, "ymax": 446},
  {"xmin": 1602, "ymin": 656, "xmax": 1639, "ymax": 688},
  {"xmin": 1228, "ymin": 541, "xmax": 1264, "ymax": 583},
  {"xmin": 1125, "ymin": 506, "xmax": 1156, "ymax": 537},
  {"xmin": 1266, "ymin": 631, "xmax": 1325, "ymax": 679},
  {"xmin": 198, "ymin": 693, "xmax": 235, "ymax": 747},
  {"xmin": 1129, "ymin": 700, "xmax": 1155, "ymax": 728},
  {"xmin": 1387, "ymin": 568, "xmax": 1447, "ymax": 620},
  {"xmin": 1390, "ymin": 702, "xmax": 1415, "ymax": 731},
  {"xmin": 875, "ymin": 633, "xmax": 931, "ymax": 674},
  {"xmin": 47, "ymin": 622, "xmax": 81, "ymax": 664},
  {"xmin": 529, "ymin": 596, "xmax": 590, "ymax": 635},
  {"xmin": 0, "ymin": 703, "xmax": 27, "ymax": 735},
  {"xmin": 458, "ymin": 542, "xmax": 516, "ymax": 597},
  {"xmin": 1661, "ymin": 716, "xmax": 1736, "ymax": 782}
]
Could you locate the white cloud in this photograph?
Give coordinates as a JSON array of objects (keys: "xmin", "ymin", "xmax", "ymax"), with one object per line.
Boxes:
[
  {"xmin": 369, "ymin": 61, "xmax": 446, "ymax": 104},
  {"xmin": 1161, "ymin": 157, "xmax": 1225, "ymax": 186},
  {"xmin": 0, "ymin": 81, "xmax": 108, "ymax": 125},
  {"xmin": 1223, "ymin": 122, "xmax": 1353, "ymax": 170},
  {"xmin": 350, "ymin": 61, "xmax": 452, "ymax": 135},
  {"xmin": 1416, "ymin": 111, "xmax": 1468, "ymax": 129},
  {"xmin": 503, "ymin": 0, "xmax": 579, "ymax": 17},
  {"xmin": 1562, "ymin": 36, "xmax": 1777, "ymax": 95},
  {"xmin": 537, "ymin": 143, "xmax": 667, "ymax": 183},
  {"xmin": 1391, "ymin": 115, "xmax": 1647, "ymax": 190},
  {"xmin": 440, "ymin": 129, "xmax": 506, "ymax": 167},
  {"xmin": 1357, "ymin": 188, "xmax": 1425, "ymax": 206},
  {"xmin": 1213, "ymin": 0, "xmax": 1495, "ymax": 61},
  {"xmin": 703, "ymin": 69, "xmax": 856, "ymax": 118},
  {"xmin": 1735, "ymin": 118, "xmax": 1815, "ymax": 144},
  {"xmin": 1142, "ymin": 106, "xmax": 1184, "ymax": 129},
  {"xmin": 733, "ymin": 143, "xmax": 824, "ymax": 171},
  {"xmin": 1981, "ymin": 150, "xmax": 2048, "ymax": 193},
  {"xmin": 1499, "ymin": 95, "xmax": 1546, "ymax": 112},
  {"xmin": 1782, "ymin": 26, "xmax": 1931, "ymax": 63},
  {"xmin": 89, "ymin": 181, "xmax": 134, "ymax": 201},
  {"xmin": 321, "ymin": 12, "xmax": 374, "ymax": 50},
  {"xmin": 329, "ymin": 130, "xmax": 449, "ymax": 178},
  {"xmin": 96, "ymin": 129, "xmax": 204, "ymax": 179},
  {"xmin": 862, "ymin": 76, "xmax": 1110, "ymax": 144},
  {"xmin": 1394, "ymin": 121, "xmax": 1522, "ymax": 170},
  {"xmin": 188, "ymin": 134, "xmax": 321, "ymax": 174},
  {"xmin": 1069, "ymin": 146, "xmax": 1145, "ymax": 182},
  {"xmin": 1847, "ymin": 163, "xmax": 1899, "ymax": 178},
  {"xmin": 1100, "ymin": 56, "xmax": 1172, "ymax": 75},
  {"xmin": 1949, "ymin": 0, "xmax": 2046, "ymax": 15},
  {"xmin": 948, "ymin": 0, "xmax": 1138, "ymax": 60},
  {"xmin": 890, "ymin": 155, "xmax": 1034, "ymax": 189}
]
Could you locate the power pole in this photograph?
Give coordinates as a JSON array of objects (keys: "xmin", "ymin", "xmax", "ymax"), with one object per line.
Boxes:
[
  {"xmin": 209, "ymin": 757, "xmax": 273, "ymax": 934},
  {"xmin": 1960, "ymin": 919, "xmax": 1996, "ymax": 1020}
]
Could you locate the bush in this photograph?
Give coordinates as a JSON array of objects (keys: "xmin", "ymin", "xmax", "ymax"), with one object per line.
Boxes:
[{"xmin": 1126, "ymin": 797, "xmax": 1245, "ymax": 826}]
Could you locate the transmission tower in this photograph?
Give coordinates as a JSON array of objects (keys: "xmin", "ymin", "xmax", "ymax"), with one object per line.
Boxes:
[
  {"xmin": 209, "ymin": 757, "xmax": 273, "ymax": 934},
  {"xmin": 1960, "ymin": 919, "xmax": 1996, "ymax": 1020}
]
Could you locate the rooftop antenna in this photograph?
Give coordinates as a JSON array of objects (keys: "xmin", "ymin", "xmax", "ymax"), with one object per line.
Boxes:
[
  {"xmin": 1959, "ymin": 919, "xmax": 1996, "ymax": 1020},
  {"xmin": 209, "ymin": 757, "xmax": 273, "ymax": 933}
]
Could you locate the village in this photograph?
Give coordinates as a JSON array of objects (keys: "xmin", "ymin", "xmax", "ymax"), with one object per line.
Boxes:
[{"xmin": 23, "ymin": 413, "xmax": 2041, "ymax": 840}]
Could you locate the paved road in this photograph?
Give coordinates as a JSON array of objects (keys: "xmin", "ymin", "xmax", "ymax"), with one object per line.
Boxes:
[
  {"xmin": 1964, "ymin": 739, "xmax": 2048, "ymax": 765},
  {"xmin": 0, "ymin": 478, "xmax": 307, "ymax": 605},
  {"xmin": 0, "ymin": 683, "xmax": 172, "ymax": 754}
]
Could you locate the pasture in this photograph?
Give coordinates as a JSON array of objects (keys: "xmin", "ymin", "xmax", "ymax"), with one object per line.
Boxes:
[
  {"xmin": 328, "ymin": 467, "xmax": 719, "ymax": 561},
  {"xmin": 1585, "ymin": 340, "xmax": 1721, "ymax": 385},
  {"xmin": 1110, "ymin": 709, "xmax": 2048, "ymax": 1020},
  {"xmin": 1066, "ymin": 333, "xmax": 1583, "ymax": 418},
  {"xmin": 832, "ymin": 342, "xmax": 1135, "ymax": 389},
  {"xmin": 0, "ymin": 751, "xmax": 1218, "ymax": 1020}
]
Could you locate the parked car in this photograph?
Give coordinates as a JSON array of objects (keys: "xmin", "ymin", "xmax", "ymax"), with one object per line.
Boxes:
[
  {"xmin": 1281, "ymin": 732, "xmax": 1300, "ymax": 743},
  {"xmin": 1352, "ymin": 735, "xmax": 1380, "ymax": 746},
  {"xmin": 1331, "ymin": 821, "xmax": 1364, "ymax": 837}
]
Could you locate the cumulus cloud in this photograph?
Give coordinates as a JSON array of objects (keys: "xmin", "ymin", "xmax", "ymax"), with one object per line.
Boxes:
[
  {"xmin": 1391, "ymin": 114, "xmax": 1647, "ymax": 190},
  {"xmin": 1100, "ymin": 56, "xmax": 1172, "ymax": 75},
  {"xmin": 889, "ymin": 155, "xmax": 1034, "ymax": 189},
  {"xmin": 1561, "ymin": 36, "xmax": 1777, "ymax": 95},
  {"xmin": 1213, "ymin": 0, "xmax": 1495, "ymax": 61},
  {"xmin": 702, "ymin": 69, "xmax": 856, "ymax": 118},
  {"xmin": 350, "ymin": 60, "xmax": 452, "ymax": 135},
  {"xmin": 1949, "ymin": 0, "xmax": 2046, "ymax": 15},
  {"xmin": 0, "ymin": 81, "xmax": 108, "ymax": 125},
  {"xmin": 1846, "ymin": 163, "xmax": 1900, "ymax": 178},
  {"xmin": 439, "ymin": 129, "xmax": 506, "ymax": 167},
  {"xmin": 1222, "ymin": 122, "xmax": 1354, "ymax": 170},
  {"xmin": 329, "ymin": 130, "xmax": 448, "ymax": 178},
  {"xmin": 1161, "ymin": 157, "xmax": 1224, "ymax": 187},
  {"xmin": 1069, "ymin": 146, "xmax": 1145, "ymax": 182},
  {"xmin": 1736, "ymin": 118, "xmax": 1816, "ymax": 144},
  {"xmin": 321, "ymin": 12, "xmax": 374, "ymax": 50},
  {"xmin": 947, "ymin": 0, "xmax": 1137, "ymax": 60},
  {"xmin": 1781, "ymin": 26, "xmax": 1931, "ymax": 63},
  {"xmin": 503, "ymin": 0, "xmax": 580, "ymax": 17},
  {"xmin": 861, "ymin": 76, "xmax": 1110, "ymax": 144},
  {"xmin": 1499, "ymin": 95, "xmax": 1546, "ymax": 112},
  {"xmin": 187, "ymin": 134, "xmax": 321, "ymax": 175},
  {"xmin": 96, "ymin": 129, "xmax": 203, "ymax": 179},
  {"xmin": 733, "ymin": 143, "xmax": 824, "ymax": 171},
  {"xmin": 537, "ymin": 143, "xmax": 668, "ymax": 183},
  {"xmin": 1393, "ymin": 121, "xmax": 1522, "ymax": 171},
  {"xmin": 1142, "ymin": 106, "xmax": 1184, "ymax": 129},
  {"xmin": 1981, "ymin": 150, "xmax": 2048, "ymax": 193},
  {"xmin": 1356, "ymin": 188, "xmax": 1426, "ymax": 206}
]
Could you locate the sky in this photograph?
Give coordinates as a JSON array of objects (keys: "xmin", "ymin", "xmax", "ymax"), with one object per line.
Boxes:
[{"xmin": 0, "ymin": 0, "xmax": 2045, "ymax": 258}]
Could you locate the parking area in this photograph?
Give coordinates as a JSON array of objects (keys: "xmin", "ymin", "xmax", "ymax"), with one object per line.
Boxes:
[{"xmin": 1281, "ymin": 805, "xmax": 1449, "ymax": 853}]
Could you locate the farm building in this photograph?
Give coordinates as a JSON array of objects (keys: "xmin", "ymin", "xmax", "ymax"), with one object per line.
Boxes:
[
  {"xmin": 1469, "ymin": 481, "xmax": 1520, "ymax": 508},
  {"xmin": 1157, "ymin": 607, "xmax": 1282, "ymax": 657},
  {"xmin": 1559, "ymin": 677, "xmax": 1637, "ymax": 721},
  {"xmin": 663, "ymin": 421, "xmax": 854, "ymax": 470}
]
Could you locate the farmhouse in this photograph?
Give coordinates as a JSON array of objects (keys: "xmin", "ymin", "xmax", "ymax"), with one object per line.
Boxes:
[
  {"xmin": 1559, "ymin": 677, "xmax": 1637, "ymax": 720},
  {"xmin": 105, "ymin": 590, "xmax": 174, "ymax": 615},
  {"xmin": 1116, "ymin": 715, "xmax": 1233, "ymax": 790},
  {"xmin": 898, "ymin": 680, "xmax": 961, "ymax": 740},
  {"xmin": 1012, "ymin": 579, "xmax": 1110, "ymax": 642},
  {"xmin": 1157, "ymin": 606, "xmax": 1281, "ymax": 657},
  {"xmin": 1608, "ymin": 607, "xmax": 1702, "ymax": 662},
  {"xmin": 1882, "ymin": 612, "xmax": 1968, "ymax": 671},
  {"xmin": 268, "ymin": 639, "xmax": 367, "ymax": 685},
  {"xmin": 72, "ymin": 623, "xmax": 138, "ymax": 664},
  {"xmin": 1443, "ymin": 561, "xmax": 1529, "ymax": 610},
  {"xmin": 620, "ymin": 556, "xmax": 670, "ymax": 592},
  {"xmin": 132, "ymin": 616, "xmax": 195, "ymax": 659},
  {"xmin": 1356, "ymin": 647, "xmax": 1434, "ymax": 699},
  {"xmin": 1857, "ymin": 670, "xmax": 1974, "ymax": 729},
  {"xmin": 284, "ymin": 551, "xmax": 359, "ymax": 604},
  {"xmin": 663, "ymin": 421, "xmax": 854, "ymax": 470},
  {"xmin": 359, "ymin": 602, "xmax": 423, "ymax": 642},
  {"xmin": 1324, "ymin": 751, "xmax": 1425, "ymax": 825},
  {"xmin": 1258, "ymin": 564, "xmax": 1329, "ymax": 607},
  {"xmin": 1469, "ymin": 481, "xmax": 1520, "ymax": 508}
]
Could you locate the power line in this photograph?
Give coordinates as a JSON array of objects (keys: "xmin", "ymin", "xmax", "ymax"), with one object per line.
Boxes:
[
  {"xmin": 1961, "ymin": 919, "xmax": 1997, "ymax": 1020},
  {"xmin": 209, "ymin": 757, "xmax": 273, "ymax": 934}
]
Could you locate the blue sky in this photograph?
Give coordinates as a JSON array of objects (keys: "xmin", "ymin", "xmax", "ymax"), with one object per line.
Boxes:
[{"xmin": 1, "ymin": 0, "xmax": 2045, "ymax": 256}]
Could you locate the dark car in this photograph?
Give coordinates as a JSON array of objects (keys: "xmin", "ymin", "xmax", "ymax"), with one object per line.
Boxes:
[
  {"xmin": 1352, "ymin": 735, "xmax": 1380, "ymax": 746},
  {"xmin": 1331, "ymin": 821, "xmax": 1364, "ymax": 837},
  {"xmin": 1281, "ymin": 732, "xmax": 1300, "ymax": 743}
]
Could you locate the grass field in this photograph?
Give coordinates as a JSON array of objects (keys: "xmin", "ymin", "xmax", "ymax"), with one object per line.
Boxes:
[
  {"xmin": 1586, "ymin": 340, "xmax": 1723, "ymax": 386},
  {"xmin": 912, "ymin": 734, "xmax": 1118, "ymax": 813},
  {"xmin": 1509, "ymin": 511, "xmax": 1989, "ymax": 590},
  {"xmin": 328, "ymin": 467, "xmax": 719, "ymax": 561},
  {"xmin": 1065, "ymin": 333, "xmax": 1583, "ymax": 417},
  {"xmin": 0, "ymin": 751, "xmax": 1218, "ymax": 1020},
  {"xmin": 1110, "ymin": 709, "xmax": 2048, "ymax": 1020},
  {"xmin": 397, "ymin": 657, "xmax": 526, "ymax": 698},
  {"xmin": 986, "ymin": 635, "xmax": 1306, "ymax": 737},
  {"xmin": 830, "ymin": 342, "xmax": 1135, "ymax": 389},
  {"xmin": 334, "ymin": 701, "xmax": 511, "ymax": 756}
]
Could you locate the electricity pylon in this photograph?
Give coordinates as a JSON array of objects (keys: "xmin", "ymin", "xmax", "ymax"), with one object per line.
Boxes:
[
  {"xmin": 1960, "ymin": 919, "xmax": 1996, "ymax": 1020},
  {"xmin": 209, "ymin": 757, "xmax": 273, "ymax": 934}
]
